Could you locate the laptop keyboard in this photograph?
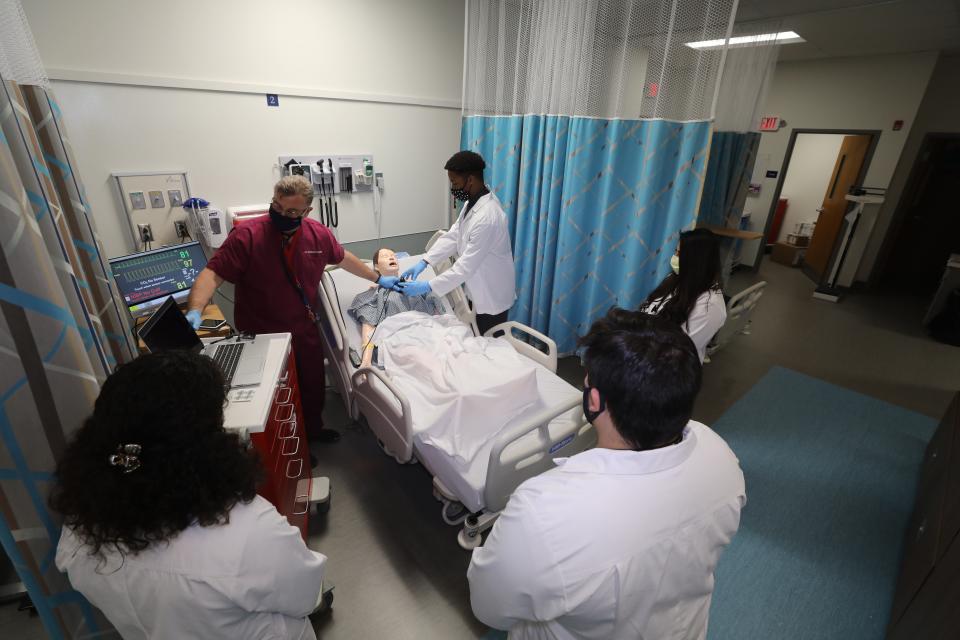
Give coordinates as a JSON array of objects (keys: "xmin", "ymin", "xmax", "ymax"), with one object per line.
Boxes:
[{"xmin": 211, "ymin": 342, "xmax": 245, "ymax": 388}]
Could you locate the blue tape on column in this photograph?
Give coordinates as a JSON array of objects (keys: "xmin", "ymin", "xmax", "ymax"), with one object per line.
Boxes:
[
  {"xmin": 0, "ymin": 512, "xmax": 66, "ymax": 640},
  {"xmin": 42, "ymin": 153, "xmax": 72, "ymax": 178},
  {"xmin": 26, "ymin": 189, "xmax": 49, "ymax": 221}
]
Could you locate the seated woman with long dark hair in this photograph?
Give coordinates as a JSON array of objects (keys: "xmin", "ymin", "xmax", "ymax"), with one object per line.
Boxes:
[
  {"xmin": 51, "ymin": 351, "xmax": 326, "ymax": 640},
  {"xmin": 641, "ymin": 228, "xmax": 727, "ymax": 362}
]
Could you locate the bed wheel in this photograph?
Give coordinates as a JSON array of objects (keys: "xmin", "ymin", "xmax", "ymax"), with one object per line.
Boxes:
[
  {"xmin": 458, "ymin": 528, "xmax": 483, "ymax": 550},
  {"xmin": 441, "ymin": 501, "xmax": 468, "ymax": 526},
  {"xmin": 311, "ymin": 582, "xmax": 335, "ymax": 619},
  {"xmin": 315, "ymin": 497, "xmax": 331, "ymax": 515}
]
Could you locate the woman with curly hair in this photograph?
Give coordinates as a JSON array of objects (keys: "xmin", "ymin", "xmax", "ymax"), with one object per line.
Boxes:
[{"xmin": 51, "ymin": 350, "xmax": 326, "ymax": 639}]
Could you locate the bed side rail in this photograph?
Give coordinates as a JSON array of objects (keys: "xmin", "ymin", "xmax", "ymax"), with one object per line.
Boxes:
[
  {"xmin": 708, "ymin": 280, "xmax": 767, "ymax": 356},
  {"xmin": 350, "ymin": 367, "xmax": 416, "ymax": 463},
  {"xmin": 316, "ymin": 270, "xmax": 359, "ymax": 418},
  {"xmin": 485, "ymin": 321, "xmax": 558, "ymax": 373},
  {"xmin": 483, "ymin": 397, "xmax": 595, "ymax": 513},
  {"xmin": 318, "ymin": 270, "xmax": 347, "ymax": 352}
]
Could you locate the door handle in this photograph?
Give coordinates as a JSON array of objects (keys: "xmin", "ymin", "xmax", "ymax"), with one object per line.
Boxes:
[
  {"xmin": 292, "ymin": 495, "xmax": 310, "ymax": 515},
  {"xmin": 281, "ymin": 436, "xmax": 300, "ymax": 456},
  {"xmin": 286, "ymin": 457, "xmax": 303, "ymax": 479},
  {"xmin": 277, "ymin": 419, "xmax": 296, "ymax": 440},
  {"xmin": 274, "ymin": 403, "xmax": 294, "ymax": 422},
  {"xmin": 274, "ymin": 386, "xmax": 292, "ymax": 405}
]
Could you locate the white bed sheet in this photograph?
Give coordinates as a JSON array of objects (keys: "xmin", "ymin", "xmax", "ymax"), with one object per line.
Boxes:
[
  {"xmin": 375, "ymin": 312, "xmax": 544, "ymax": 463},
  {"xmin": 415, "ymin": 369, "xmax": 581, "ymax": 513},
  {"xmin": 327, "ymin": 260, "xmax": 583, "ymax": 512}
]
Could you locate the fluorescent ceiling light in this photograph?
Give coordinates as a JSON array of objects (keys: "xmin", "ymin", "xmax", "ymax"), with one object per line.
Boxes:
[{"xmin": 685, "ymin": 31, "xmax": 805, "ymax": 50}]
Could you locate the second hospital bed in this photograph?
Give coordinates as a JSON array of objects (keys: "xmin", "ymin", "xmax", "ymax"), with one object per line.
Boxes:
[{"xmin": 316, "ymin": 249, "xmax": 595, "ymax": 549}]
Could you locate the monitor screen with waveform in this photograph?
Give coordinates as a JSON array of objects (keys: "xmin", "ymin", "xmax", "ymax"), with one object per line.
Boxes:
[{"xmin": 109, "ymin": 241, "xmax": 209, "ymax": 318}]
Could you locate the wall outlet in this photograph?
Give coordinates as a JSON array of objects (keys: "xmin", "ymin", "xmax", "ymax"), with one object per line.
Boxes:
[
  {"xmin": 168, "ymin": 189, "xmax": 183, "ymax": 207},
  {"xmin": 174, "ymin": 220, "xmax": 188, "ymax": 239},
  {"xmin": 137, "ymin": 223, "xmax": 153, "ymax": 243},
  {"xmin": 129, "ymin": 191, "xmax": 146, "ymax": 210}
]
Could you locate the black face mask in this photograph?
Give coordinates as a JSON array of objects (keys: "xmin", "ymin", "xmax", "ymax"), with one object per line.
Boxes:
[
  {"xmin": 269, "ymin": 204, "xmax": 303, "ymax": 233},
  {"xmin": 450, "ymin": 180, "xmax": 471, "ymax": 202},
  {"xmin": 582, "ymin": 386, "xmax": 606, "ymax": 424}
]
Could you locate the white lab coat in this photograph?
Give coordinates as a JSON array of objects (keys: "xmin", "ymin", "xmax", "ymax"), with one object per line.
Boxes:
[
  {"xmin": 425, "ymin": 191, "xmax": 517, "ymax": 315},
  {"xmin": 644, "ymin": 289, "xmax": 727, "ymax": 363},
  {"xmin": 56, "ymin": 496, "xmax": 326, "ymax": 640},
  {"xmin": 468, "ymin": 421, "xmax": 745, "ymax": 640}
]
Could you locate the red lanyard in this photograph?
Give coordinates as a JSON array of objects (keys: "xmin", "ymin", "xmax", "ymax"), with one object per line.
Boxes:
[{"xmin": 279, "ymin": 234, "xmax": 317, "ymax": 323}]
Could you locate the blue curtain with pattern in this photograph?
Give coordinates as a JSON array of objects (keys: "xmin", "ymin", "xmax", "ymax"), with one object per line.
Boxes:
[
  {"xmin": 698, "ymin": 131, "xmax": 761, "ymax": 229},
  {"xmin": 462, "ymin": 115, "xmax": 712, "ymax": 353}
]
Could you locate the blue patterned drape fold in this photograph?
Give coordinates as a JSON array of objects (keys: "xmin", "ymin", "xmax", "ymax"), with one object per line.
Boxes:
[
  {"xmin": 697, "ymin": 131, "xmax": 760, "ymax": 229},
  {"xmin": 463, "ymin": 115, "xmax": 712, "ymax": 353},
  {"xmin": 0, "ymin": 78, "xmax": 127, "ymax": 638}
]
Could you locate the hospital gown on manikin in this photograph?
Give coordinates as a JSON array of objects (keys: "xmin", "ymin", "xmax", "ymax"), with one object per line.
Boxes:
[{"xmin": 347, "ymin": 287, "xmax": 443, "ymax": 326}]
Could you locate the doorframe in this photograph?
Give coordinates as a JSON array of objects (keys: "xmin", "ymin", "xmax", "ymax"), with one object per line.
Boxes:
[
  {"xmin": 753, "ymin": 128, "xmax": 881, "ymax": 273},
  {"xmin": 868, "ymin": 131, "xmax": 960, "ymax": 289}
]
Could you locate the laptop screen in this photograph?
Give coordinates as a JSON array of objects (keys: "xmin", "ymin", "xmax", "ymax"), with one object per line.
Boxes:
[
  {"xmin": 109, "ymin": 242, "xmax": 208, "ymax": 318},
  {"xmin": 138, "ymin": 296, "xmax": 203, "ymax": 353}
]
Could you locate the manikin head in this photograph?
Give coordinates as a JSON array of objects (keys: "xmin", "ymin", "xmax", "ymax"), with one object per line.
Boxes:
[{"xmin": 373, "ymin": 249, "xmax": 400, "ymax": 277}]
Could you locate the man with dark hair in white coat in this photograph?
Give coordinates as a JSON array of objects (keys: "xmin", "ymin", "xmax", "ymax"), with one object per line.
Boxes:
[
  {"xmin": 398, "ymin": 150, "xmax": 516, "ymax": 336},
  {"xmin": 468, "ymin": 309, "xmax": 746, "ymax": 639}
]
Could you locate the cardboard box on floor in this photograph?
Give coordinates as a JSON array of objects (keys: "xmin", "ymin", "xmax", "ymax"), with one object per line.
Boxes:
[{"xmin": 771, "ymin": 242, "xmax": 805, "ymax": 267}]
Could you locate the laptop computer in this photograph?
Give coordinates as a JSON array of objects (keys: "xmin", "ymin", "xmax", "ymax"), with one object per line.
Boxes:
[{"xmin": 138, "ymin": 296, "xmax": 268, "ymax": 388}]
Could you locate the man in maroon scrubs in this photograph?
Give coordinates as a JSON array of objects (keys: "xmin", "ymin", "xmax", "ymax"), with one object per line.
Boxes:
[{"xmin": 186, "ymin": 175, "xmax": 399, "ymax": 443}]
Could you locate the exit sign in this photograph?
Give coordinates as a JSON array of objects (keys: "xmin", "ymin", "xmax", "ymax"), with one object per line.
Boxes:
[{"xmin": 759, "ymin": 116, "xmax": 780, "ymax": 131}]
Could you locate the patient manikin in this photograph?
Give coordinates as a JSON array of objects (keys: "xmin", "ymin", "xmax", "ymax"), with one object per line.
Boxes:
[{"xmin": 349, "ymin": 249, "xmax": 443, "ymax": 367}]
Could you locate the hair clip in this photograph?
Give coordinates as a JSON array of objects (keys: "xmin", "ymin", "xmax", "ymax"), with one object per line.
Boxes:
[{"xmin": 108, "ymin": 444, "xmax": 142, "ymax": 474}]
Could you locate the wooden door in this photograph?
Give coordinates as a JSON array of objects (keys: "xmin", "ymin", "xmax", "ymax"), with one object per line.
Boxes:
[{"xmin": 804, "ymin": 135, "xmax": 873, "ymax": 280}]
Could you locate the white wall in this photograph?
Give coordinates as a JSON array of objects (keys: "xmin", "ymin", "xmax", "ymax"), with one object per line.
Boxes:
[
  {"xmin": 860, "ymin": 54, "xmax": 960, "ymax": 282},
  {"xmin": 749, "ymin": 52, "xmax": 938, "ymax": 282},
  {"xmin": 25, "ymin": 0, "xmax": 462, "ymax": 104},
  {"xmin": 23, "ymin": 0, "xmax": 464, "ymax": 258},
  {"xmin": 777, "ymin": 133, "xmax": 846, "ymax": 242}
]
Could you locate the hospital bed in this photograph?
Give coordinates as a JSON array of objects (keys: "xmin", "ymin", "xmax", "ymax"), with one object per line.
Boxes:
[{"xmin": 316, "ymin": 241, "xmax": 595, "ymax": 549}]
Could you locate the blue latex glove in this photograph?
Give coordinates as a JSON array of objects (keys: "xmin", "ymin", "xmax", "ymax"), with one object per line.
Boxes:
[
  {"xmin": 185, "ymin": 309, "xmax": 202, "ymax": 330},
  {"xmin": 377, "ymin": 275, "xmax": 401, "ymax": 292},
  {"xmin": 397, "ymin": 280, "xmax": 432, "ymax": 297},
  {"xmin": 400, "ymin": 259, "xmax": 429, "ymax": 281}
]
